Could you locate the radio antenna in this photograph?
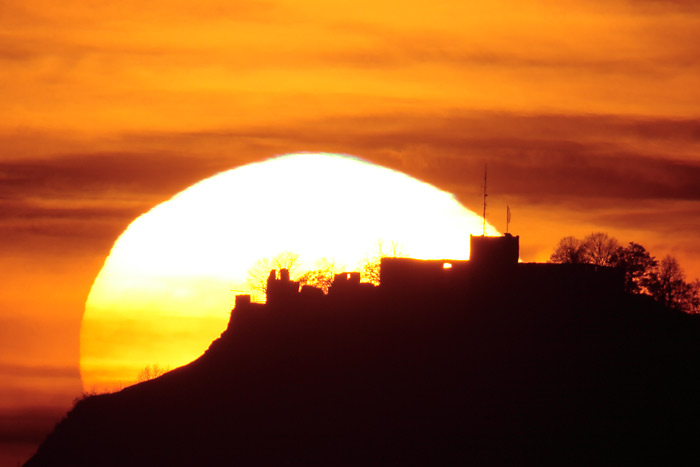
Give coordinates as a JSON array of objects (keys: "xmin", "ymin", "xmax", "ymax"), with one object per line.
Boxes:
[{"xmin": 481, "ymin": 164, "xmax": 487, "ymax": 236}]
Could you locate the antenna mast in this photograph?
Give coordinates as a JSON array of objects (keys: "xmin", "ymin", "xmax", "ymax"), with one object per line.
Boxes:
[{"xmin": 481, "ymin": 164, "xmax": 487, "ymax": 236}]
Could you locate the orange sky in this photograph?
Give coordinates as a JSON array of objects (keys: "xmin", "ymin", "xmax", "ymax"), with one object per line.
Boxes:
[{"xmin": 1, "ymin": 0, "xmax": 700, "ymax": 463}]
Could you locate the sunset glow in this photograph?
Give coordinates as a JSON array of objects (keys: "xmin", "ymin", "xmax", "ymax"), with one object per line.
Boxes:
[
  {"xmin": 81, "ymin": 153, "xmax": 497, "ymax": 391},
  {"xmin": 3, "ymin": 1, "xmax": 700, "ymax": 463}
]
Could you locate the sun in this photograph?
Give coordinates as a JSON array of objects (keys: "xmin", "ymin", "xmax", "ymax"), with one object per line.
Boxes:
[{"xmin": 81, "ymin": 153, "xmax": 499, "ymax": 392}]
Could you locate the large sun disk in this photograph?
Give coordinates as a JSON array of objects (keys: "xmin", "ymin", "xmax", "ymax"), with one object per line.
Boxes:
[{"xmin": 81, "ymin": 153, "xmax": 498, "ymax": 391}]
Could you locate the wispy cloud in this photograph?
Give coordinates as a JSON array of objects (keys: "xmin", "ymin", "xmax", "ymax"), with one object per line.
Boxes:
[
  {"xmin": 0, "ymin": 151, "xmax": 244, "ymax": 253},
  {"xmin": 0, "ymin": 363, "xmax": 78, "ymax": 380},
  {"xmin": 171, "ymin": 112, "xmax": 700, "ymax": 205}
]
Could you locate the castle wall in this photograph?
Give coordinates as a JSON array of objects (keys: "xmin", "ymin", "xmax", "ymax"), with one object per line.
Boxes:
[
  {"xmin": 254, "ymin": 235, "xmax": 624, "ymax": 312},
  {"xmin": 380, "ymin": 257, "xmax": 470, "ymax": 292},
  {"xmin": 266, "ymin": 268, "xmax": 300, "ymax": 305}
]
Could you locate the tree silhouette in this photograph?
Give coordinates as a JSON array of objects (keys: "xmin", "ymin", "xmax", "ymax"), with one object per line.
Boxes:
[
  {"xmin": 582, "ymin": 232, "xmax": 619, "ymax": 266},
  {"xmin": 297, "ymin": 258, "xmax": 337, "ymax": 293},
  {"xmin": 550, "ymin": 232, "xmax": 619, "ymax": 265},
  {"xmin": 549, "ymin": 236, "xmax": 587, "ymax": 264},
  {"xmin": 611, "ymin": 242, "xmax": 657, "ymax": 294},
  {"xmin": 136, "ymin": 364, "xmax": 169, "ymax": 383},
  {"xmin": 649, "ymin": 256, "xmax": 699, "ymax": 312},
  {"xmin": 246, "ymin": 251, "xmax": 300, "ymax": 298},
  {"xmin": 550, "ymin": 233, "xmax": 699, "ymax": 313},
  {"xmin": 687, "ymin": 280, "xmax": 700, "ymax": 314},
  {"xmin": 362, "ymin": 240, "xmax": 406, "ymax": 285}
]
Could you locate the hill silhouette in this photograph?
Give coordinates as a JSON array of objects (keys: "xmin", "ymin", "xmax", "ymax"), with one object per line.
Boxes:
[{"xmin": 25, "ymin": 239, "xmax": 700, "ymax": 466}]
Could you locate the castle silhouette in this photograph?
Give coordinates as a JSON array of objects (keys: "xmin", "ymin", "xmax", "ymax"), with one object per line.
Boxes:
[
  {"xmin": 235, "ymin": 233, "xmax": 624, "ymax": 314},
  {"xmin": 25, "ymin": 232, "xmax": 700, "ymax": 466}
]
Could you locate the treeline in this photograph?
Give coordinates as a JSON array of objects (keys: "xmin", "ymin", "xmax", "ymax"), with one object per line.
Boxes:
[{"xmin": 550, "ymin": 232, "xmax": 700, "ymax": 313}]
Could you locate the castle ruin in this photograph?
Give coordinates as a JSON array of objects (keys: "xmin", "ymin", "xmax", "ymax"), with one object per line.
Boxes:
[{"xmin": 234, "ymin": 232, "xmax": 624, "ymax": 313}]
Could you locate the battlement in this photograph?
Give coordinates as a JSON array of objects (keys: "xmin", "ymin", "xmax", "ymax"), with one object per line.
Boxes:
[
  {"xmin": 266, "ymin": 268, "xmax": 300, "ymax": 305},
  {"xmin": 231, "ymin": 234, "xmax": 624, "ymax": 314}
]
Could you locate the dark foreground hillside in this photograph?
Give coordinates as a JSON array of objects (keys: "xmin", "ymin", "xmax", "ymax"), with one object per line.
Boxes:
[{"xmin": 26, "ymin": 282, "xmax": 700, "ymax": 466}]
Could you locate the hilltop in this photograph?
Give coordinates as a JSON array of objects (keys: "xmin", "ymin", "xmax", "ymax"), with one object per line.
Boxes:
[{"xmin": 25, "ymin": 236, "xmax": 700, "ymax": 465}]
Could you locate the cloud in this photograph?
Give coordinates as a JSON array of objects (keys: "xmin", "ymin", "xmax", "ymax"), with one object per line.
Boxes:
[
  {"xmin": 0, "ymin": 363, "xmax": 78, "ymax": 380},
  {"xmin": 3, "ymin": 112, "xmax": 698, "ymax": 210},
  {"xmin": 621, "ymin": 0, "xmax": 700, "ymax": 13},
  {"xmin": 588, "ymin": 201, "xmax": 700, "ymax": 236},
  {"xmin": 314, "ymin": 35, "xmax": 695, "ymax": 76},
  {"xmin": 1, "ymin": 111, "xmax": 698, "ymax": 268},
  {"xmin": 0, "ymin": 152, "xmax": 236, "ymax": 254},
  {"xmin": 64, "ymin": 112, "xmax": 698, "ymax": 209},
  {"xmin": 0, "ymin": 152, "xmax": 235, "ymax": 200},
  {"xmin": 0, "ymin": 140, "xmax": 291, "ymax": 257},
  {"xmin": 192, "ymin": 111, "xmax": 700, "ymax": 205}
]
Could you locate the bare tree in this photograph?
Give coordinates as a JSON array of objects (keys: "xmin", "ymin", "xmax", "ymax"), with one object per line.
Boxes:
[
  {"xmin": 551, "ymin": 233, "xmax": 619, "ymax": 266},
  {"xmin": 247, "ymin": 251, "xmax": 301, "ymax": 296},
  {"xmin": 549, "ymin": 236, "xmax": 587, "ymax": 264},
  {"xmin": 361, "ymin": 260, "xmax": 382, "ymax": 286},
  {"xmin": 136, "ymin": 364, "xmax": 169, "ymax": 383},
  {"xmin": 361, "ymin": 240, "xmax": 406, "ymax": 285},
  {"xmin": 650, "ymin": 256, "xmax": 694, "ymax": 312},
  {"xmin": 686, "ymin": 280, "xmax": 700, "ymax": 314},
  {"xmin": 551, "ymin": 234, "xmax": 700, "ymax": 313},
  {"xmin": 298, "ymin": 258, "xmax": 337, "ymax": 293},
  {"xmin": 582, "ymin": 232, "xmax": 619, "ymax": 266}
]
